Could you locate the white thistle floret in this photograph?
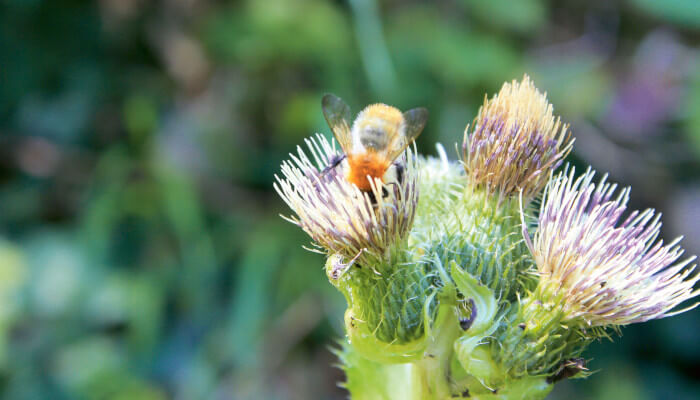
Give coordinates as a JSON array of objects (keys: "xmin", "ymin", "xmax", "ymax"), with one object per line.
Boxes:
[
  {"xmin": 528, "ymin": 167, "xmax": 699, "ymax": 326},
  {"xmin": 274, "ymin": 134, "xmax": 418, "ymax": 267}
]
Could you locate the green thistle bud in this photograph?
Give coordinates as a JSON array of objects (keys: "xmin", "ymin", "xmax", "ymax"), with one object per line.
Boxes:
[
  {"xmin": 327, "ymin": 253, "xmax": 435, "ymax": 363},
  {"xmin": 412, "ymin": 156, "xmax": 533, "ymax": 301},
  {"xmin": 494, "ymin": 295, "xmax": 589, "ymax": 380}
]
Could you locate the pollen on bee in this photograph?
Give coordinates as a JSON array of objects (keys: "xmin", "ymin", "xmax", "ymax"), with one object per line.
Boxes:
[{"xmin": 346, "ymin": 153, "xmax": 392, "ymax": 191}]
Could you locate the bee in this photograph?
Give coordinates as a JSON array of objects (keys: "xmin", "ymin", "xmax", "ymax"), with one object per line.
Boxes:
[{"xmin": 321, "ymin": 94, "xmax": 428, "ymax": 192}]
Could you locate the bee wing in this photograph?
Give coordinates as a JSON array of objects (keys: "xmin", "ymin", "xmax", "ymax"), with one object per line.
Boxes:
[
  {"xmin": 387, "ymin": 107, "xmax": 429, "ymax": 160},
  {"xmin": 322, "ymin": 94, "xmax": 353, "ymax": 154}
]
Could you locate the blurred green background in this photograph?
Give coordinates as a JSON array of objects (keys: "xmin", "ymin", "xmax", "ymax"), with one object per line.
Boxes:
[{"xmin": 1, "ymin": 0, "xmax": 699, "ymax": 399}]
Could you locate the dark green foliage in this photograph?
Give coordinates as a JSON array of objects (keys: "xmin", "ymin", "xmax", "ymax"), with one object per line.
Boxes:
[{"xmin": 0, "ymin": 0, "xmax": 699, "ymax": 399}]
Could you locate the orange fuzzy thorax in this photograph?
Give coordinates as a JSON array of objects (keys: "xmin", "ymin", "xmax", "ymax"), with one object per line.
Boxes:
[{"xmin": 346, "ymin": 153, "xmax": 392, "ymax": 191}]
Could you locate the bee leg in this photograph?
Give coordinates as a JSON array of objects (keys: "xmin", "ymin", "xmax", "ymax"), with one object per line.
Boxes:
[
  {"xmin": 310, "ymin": 154, "xmax": 346, "ymax": 193},
  {"xmin": 372, "ymin": 182, "xmax": 401, "ymax": 204},
  {"xmin": 321, "ymin": 154, "xmax": 346, "ymax": 176},
  {"xmin": 392, "ymin": 162, "xmax": 405, "ymax": 199},
  {"xmin": 367, "ymin": 189, "xmax": 378, "ymax": 205},
  {"xmin": 367, "ymin": 186, "xmax": 393, "ymax": 205},
  {"xmin": 381, "ymin": 185, "xmax": 390, "ymax": 198},
  {"xmin": 393, "ymin": 161, "xmax": 405, "ymax": 186},
  {"xmin": 373, "ymin": 161, "xmax": 404, "ymax": 202}
]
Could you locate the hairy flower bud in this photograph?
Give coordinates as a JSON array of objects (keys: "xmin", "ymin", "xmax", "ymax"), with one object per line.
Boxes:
[{"xmin": 462, "ymin": 75, "xmax": 573, "ymax": 201}]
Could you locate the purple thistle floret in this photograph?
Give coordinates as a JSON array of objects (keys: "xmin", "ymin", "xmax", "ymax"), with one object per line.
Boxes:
[
  {"xmin": 529, "ymin": 167, "xmax": 699, "ymax": 326},
  {"xmin": 274, "ymin": 134, "xmax": 418, "ymax": 268},
  {"xmin": 463, "ymin": 75, "xmax": 573, "ymax": 200}
]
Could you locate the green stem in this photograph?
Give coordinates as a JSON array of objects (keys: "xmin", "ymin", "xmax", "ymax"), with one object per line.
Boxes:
[{"xmin": 412, "ymin": 303, "xmax": 462, "ymax": 399}]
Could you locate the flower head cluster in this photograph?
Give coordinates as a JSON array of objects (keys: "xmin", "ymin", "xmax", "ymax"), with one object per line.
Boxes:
[
  {"xmin": 274, "ymin": 81, "xmax": 700, "ymax": 399},
  {"xmin": 529, "ymin": 168, "xmax": 699, "ymax": 326},
  {"xmin": 462, "ymin": 75, "xmax": 573, "ymax": 200},
  {"xmin": 274, "ymin": 134, "xmax": 418, "ymax": 269}
]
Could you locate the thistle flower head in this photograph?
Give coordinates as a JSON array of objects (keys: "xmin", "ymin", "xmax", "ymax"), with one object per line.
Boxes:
[
  {"xmin": 274, "ymin": 134, "xmax": 418, "ymax": 268},
  {"xmin": 529, "ymin": 168, "xmax": 700, "ymax": 326},
  {"xmin": 462, "ymin": 75, "xmax": 573, "ymax": 200}
]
